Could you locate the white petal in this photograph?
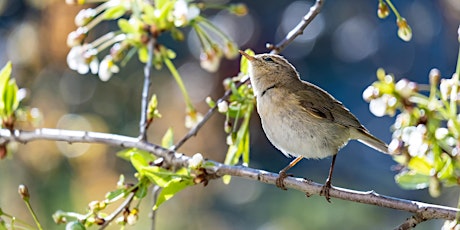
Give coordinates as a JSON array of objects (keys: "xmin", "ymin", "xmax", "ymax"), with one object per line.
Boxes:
[{"xmin": 369, "ymin": 96, "xmax": 387, "ymax": 117}]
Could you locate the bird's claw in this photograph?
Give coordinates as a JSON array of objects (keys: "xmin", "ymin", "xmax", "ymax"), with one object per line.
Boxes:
[
  {"xmin": 320, "ymin": 181, "xmax": 332, "ymax": 203},
  {"xmin": 276, "ymin": 171, "xmax": 290, "ymax": 190}
]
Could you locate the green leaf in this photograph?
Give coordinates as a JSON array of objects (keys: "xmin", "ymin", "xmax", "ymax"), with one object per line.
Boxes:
[
  {"xmin": 0, "ymin": 62, "xmax": 13, "ymax": 117},
  {"xmin": 118, "ymin": 19, "xmax": 136, "ymax": 33},
  {"xmin": 135, "ymin": 182, "xmax": 149, "ymax": 199},
  {"xmin": 117, "ymin": 148, "xmax": 155, "ymax": 162},
  {"xmin": 395, "ymin": 171, "xmax": 430, "ymax": 190},
  {"xmin": 222, "ymin": 175, "xmax": 232, "ymax": 184},
  {"xmin": 103, "ymin": 5, "xmax": 127, "ymax": 20},
  {"xmin": 131, "ymin": 152, "xmax": 149, "ymax": 174},
  {"xmin": 161, "ymin": 128, "xmax": 174, "ymax": 148},
  {"xmin": 152, "ymin": 177, "xmax": 193, "ymax": 210},
  {"xmin": 3, "ymin": 79, "xmax": 18, "ymax": 117},
  {"xmin": 147, "ymin": 94, "xmax": 162, "ymax": 121},
  {"xmin": 224, "ymin": 104, "xmax": 253, "ymax": 166},
  {"xmin": 0, "ymin": 221, "xmax": 6, "ymax": 230},
  {"xmin": 141, "ymin": 166, "xmax": 188, "ymax": 187},
  {"xmin": 105, "ymin": 189, "xmax": 125, "ymax": 201},
  {"xmin": 141, "ymin": 4, "xmax": 156, "ymax": 24},
  {"xmin": 138, "ymin": 46, "xmax": 148, "ymax": 63},
  {"xmin": 437, "ymin": 155, "xmax": 454, "ymax": 180},
  {"xmin": 240, "ymin": 49, "xmax": 255, "ymax": 75},
  {"xmin": 127, "ymin": 149, "xmax": 156, "ymax": 173},
  {"xmin": 407, "ymin": 156, "xmax": 433, "ymax": 176}
]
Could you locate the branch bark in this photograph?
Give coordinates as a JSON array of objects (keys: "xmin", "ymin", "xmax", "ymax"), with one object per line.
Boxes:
[{"xmin": 1, "ymin": 128, "xmax": 458, "ymax": 223}]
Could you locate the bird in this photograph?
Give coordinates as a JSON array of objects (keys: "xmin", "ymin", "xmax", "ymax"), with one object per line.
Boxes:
[{"xmin": 239, "ymin": 50, "xmax": 389, "ymax": 201}]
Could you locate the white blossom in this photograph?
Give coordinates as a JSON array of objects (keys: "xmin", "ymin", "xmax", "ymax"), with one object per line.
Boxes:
[
  {"xmin": 67, "ymin": 44, "xmax": 98, "ymax": 74},
  {"xmin": 188, "ymin": 153, "xmax": 204, "ymax": 169},
  {"xmin": 395, "ymin": 79, "xmax": 416, "ymax": 98},
  {"xmin": 217, "ymin": 100, "xmax": 228, "ymax": 113},
  {"xmin": 185, "ymin": 111, "xmax": 203, "ymax": 129},
  {"xmin": 98, "ymin": 55, "xmax": 119, "ymax": 81},
  {"xmin": 200, "ymin": 48, "xmax": 221, "ymax": 73},
  {"xmin": 402, "ymin": 125, "xmax": 428, "ymax": 157},
  {"xmin": 173, "ymin": 0, "xmax": 200, "ymax": 27}
]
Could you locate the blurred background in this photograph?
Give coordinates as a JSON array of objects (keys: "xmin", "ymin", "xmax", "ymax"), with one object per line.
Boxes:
[{"xmin": 1, "ymin": 0, "xmax": 460, "ymax": 229}]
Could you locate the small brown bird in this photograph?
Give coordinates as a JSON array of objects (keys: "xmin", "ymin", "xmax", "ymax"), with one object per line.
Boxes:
[{"xmin": 239, "ymin": 51, "xmax": 389, "ymax": 201}]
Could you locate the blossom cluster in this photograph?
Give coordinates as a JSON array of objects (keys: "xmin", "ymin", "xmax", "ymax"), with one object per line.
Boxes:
[
  {"xmin": 364, "ymin": 66, "xmax": 460, "ymax": 196},
  {"xmin": 66, "ymin": 0, "xmax": 246, "ymax": 81}
]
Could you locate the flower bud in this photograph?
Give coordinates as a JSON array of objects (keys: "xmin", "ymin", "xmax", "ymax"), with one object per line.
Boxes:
[
  {"xmin": 188, "ymin": 153, "xmax": 204, "ymax": 169},
  {"xmin": 75, "ymin": 8, "xmax": 96, "ymax": 27},
  {"xmin": 229, "ymin": 3, "xmax": 248, "ymax": 16},
  {"xmin": 429, "ymin": 176, "xmax": 441, "ymax": 197},
  {"xmin": 377, "ymin": 2, "xmax": 390, "ymax": 19},
  {"xmin": 223, "ymin": 41, "xmax": 239, "ymax": 59},
  {"xmin": 397, "ymin": 18, "xmax": 412, "ymax": 42},
  {"xmin": 205, "ymin": 97, "xmax": 215, "ymax": 108},
  {"xmin": 18, "ymin": 184, "xmax": 30, "ymax": 200},
  {"xmin": 395, "ymin": 79, "xmax": 417, "ymax": 98},
  {"xmin": 429, "ymin": 68, "xmax": 440, "ymax": 86},
  {"xmin": 66, "ymin": 28, "xmax": 88, "ymax": 47},
  {"xmin": 217, "ymin": 100, "xmax": 229, "ymax": 113}
]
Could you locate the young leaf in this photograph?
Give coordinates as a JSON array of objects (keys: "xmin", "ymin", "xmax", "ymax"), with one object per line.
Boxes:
[
  {"xmin": 395, "ymin": 171, "xmax": 430, "ymax": 190},
  {"xmin": 239, "ymin": 49, "xmax": 255, "ymax": 75},
  {"xmin": 128, "ymin": 149, "xmax": 156, "ymax": 173},
  {"xmin": 0, "ymin": 62, "xmax": 13, "ymax": 117},
  {"xmin": 117, "ymin": 148, "xmax": 155, "ymax": 162},
  {"xmin": 407, "ymin": 156, "xmax": 433, "ymax": 176},
  {"xmin": 147, "ymin": 94, "xmax": 162, "ymax": 122},
  {"xmin": 161, "ymin": 128, "xmax": 174, "ymax": 148},
  {"xmin": 105, "ymin": 189, "xmax": 125, "ymax": 201},
  {"xmin": 118, "ymin": 19, "xmax": 136, "ymax": 34},
  {"xmin": 103, "ymin": 5, "xmax": 127, "ymax": 20},
  {"xmin": 4, "ymin": 79, "xmax": 18, "ymax": 117},
  {"xmin": 152, "ymin": 177, "xmax": 193, "ymax": 210}
]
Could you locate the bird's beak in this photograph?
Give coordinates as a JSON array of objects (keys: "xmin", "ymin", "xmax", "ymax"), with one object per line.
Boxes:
[{"xmin": 239, "ymin": 50, "xmax": 255, "ymax": 61}]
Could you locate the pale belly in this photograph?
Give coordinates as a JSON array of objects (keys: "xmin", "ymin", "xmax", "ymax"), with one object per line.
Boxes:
[{"xmin": 257, "ymin": 96, "xmax": 350, "ymax": 159}]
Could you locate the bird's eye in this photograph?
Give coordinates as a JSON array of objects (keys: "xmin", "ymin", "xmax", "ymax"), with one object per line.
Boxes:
[{"xmin": 263, "ymin": 57, "xmax": 274, "ymax": 62}]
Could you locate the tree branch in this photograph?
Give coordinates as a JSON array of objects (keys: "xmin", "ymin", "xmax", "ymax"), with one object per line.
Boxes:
[
  {"xmin": 267, "ymin": 0, "xmax": 324, "ymax": 53},
  {"xmin": 99, "ymin": 192, "xmax": 135, "ymax": 230},
  {"xmin": 139, "ymin": 38, "xmax": 155, "ymax": 141},
  {"xmin": 1, "ymin": 128, "xmax": 458, "ymax": 223},
  {"xmin": 394, "ymin": 214, "xmax": 426, "ymax": 230}
]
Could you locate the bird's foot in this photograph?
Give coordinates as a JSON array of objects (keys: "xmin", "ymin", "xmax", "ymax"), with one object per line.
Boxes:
[
  {"xmin": 320, "ymin": 180, "xmax": 332, "ymax": 203},
  {"xmin": 275, "ymin": 171, "xmax": 290, "ymax": 190}
]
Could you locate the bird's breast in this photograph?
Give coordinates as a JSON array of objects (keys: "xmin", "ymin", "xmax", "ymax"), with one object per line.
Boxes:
[{"xmin": 256, "ymin": 92, "xmax": 350, "ymax": 159}]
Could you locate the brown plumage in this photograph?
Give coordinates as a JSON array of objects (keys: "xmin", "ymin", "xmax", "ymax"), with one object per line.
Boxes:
[{"xmin": 239, "ymin": 51, "xmax": 388, "ymax": 201}]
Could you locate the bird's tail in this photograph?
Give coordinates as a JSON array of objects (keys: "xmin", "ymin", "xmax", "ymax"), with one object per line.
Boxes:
[{"xmin": 351, "ymin": 128, "xmax": 389, "ymax": 154}]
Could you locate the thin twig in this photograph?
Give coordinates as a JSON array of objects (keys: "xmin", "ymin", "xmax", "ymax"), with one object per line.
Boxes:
[
  {"xmin": 149, "ymin": 186, "xmax": 161, "ymax": 230},
  {"xmin": 173, "ymin": 0, "xmax": 325, "ymax": 150},
  {"xmin": 139, "ymin": 38, "xmax": 155, "ymax": 141},
  {"xmin": 394, "ymin": 214, "xmax": 426, "ymax": 230},
  {"xmin": 267, "ymin": 0, "xmax": 324, "ymax": 54},
  {"xmin": 0, "ymin": 128, "xmax": 458, "ymax": 224},
  {"xmin": 172, "ymin": 81, "xmax": 244, "ymax": 151},
  {"xmin": 99, "ymin": 192, "xmax": 135, "ymax": 229}
]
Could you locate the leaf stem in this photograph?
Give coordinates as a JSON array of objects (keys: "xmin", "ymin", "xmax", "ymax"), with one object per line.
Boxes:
[
  {"xmin": 385, "ymin": 0, "xmax": 401, "ymax": 19},
  {"xmin": 163, "ymin": 57, "xmax": 194, "ymax": 111}
]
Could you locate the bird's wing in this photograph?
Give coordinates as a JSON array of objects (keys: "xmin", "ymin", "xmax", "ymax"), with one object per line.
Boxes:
[{"xmin": 295, "ymin": 81, "xmax": 364, "ymax": 129}]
